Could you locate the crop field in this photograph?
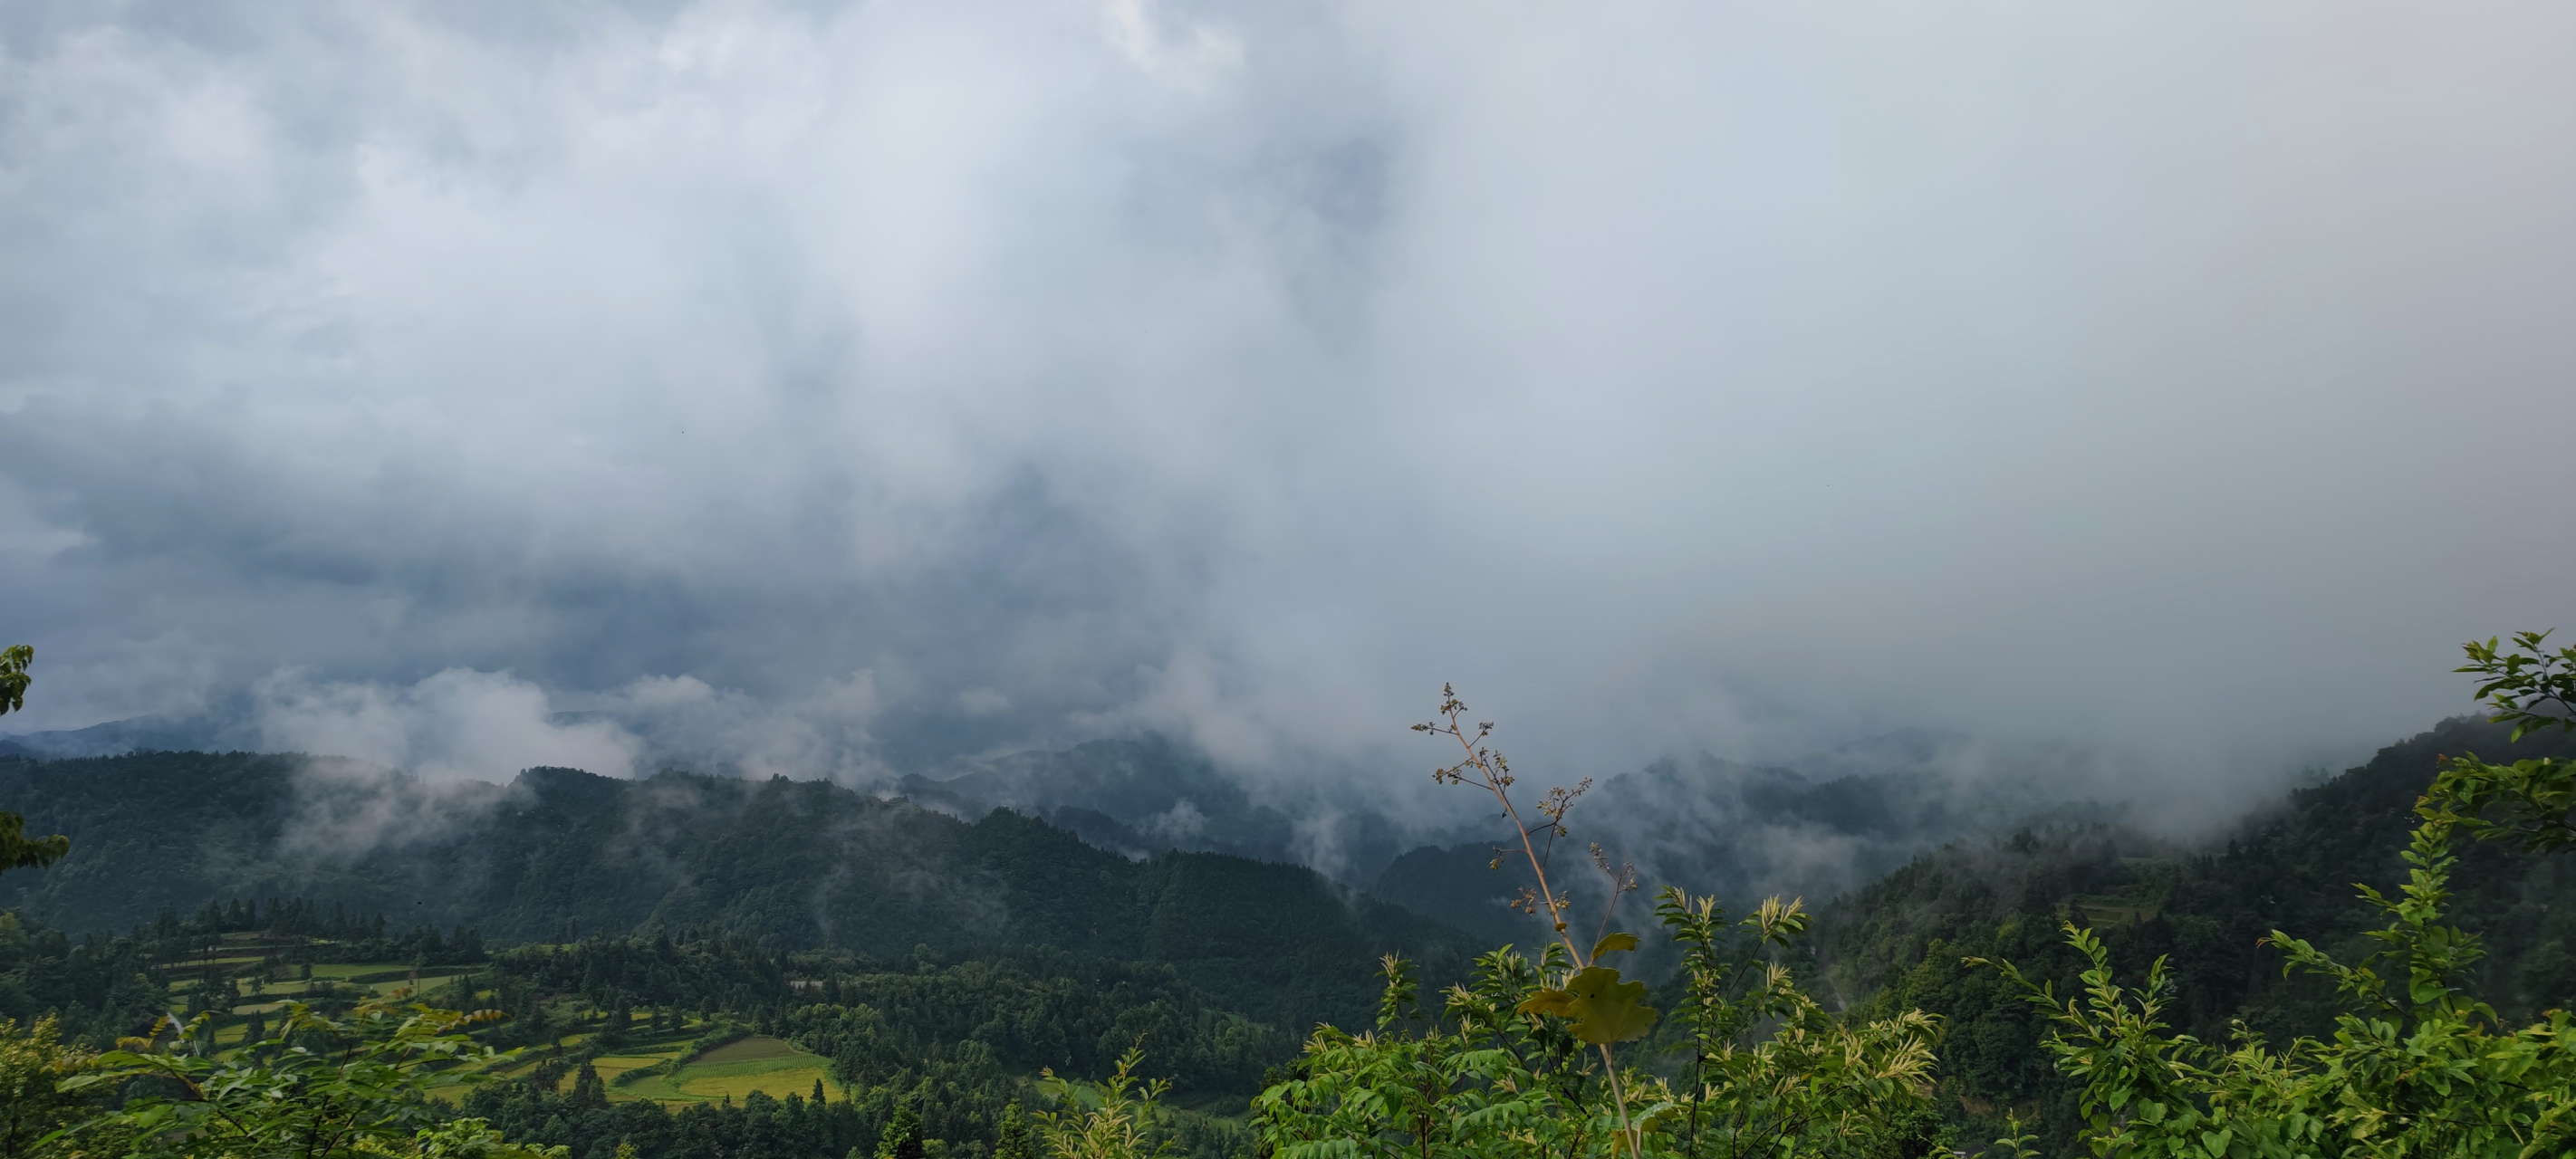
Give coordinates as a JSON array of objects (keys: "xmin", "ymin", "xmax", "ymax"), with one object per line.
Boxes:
[
  {"xmin": 616, "ymin": 1036, "xmax": 841, "ymax": 1105},
  {"xmin": 161, "ymin": 953, "xmax": 839, "ymax": 1108},
  {"xmin": 2067, "ymin": 894, "xmax": 2158, "ymax": 924},
  {"xmin": 172, "ymin": 950, "xmax": 485, "ymax": 1010},
  {"xmin": 591, "ymin": 1048, "xmax": 688, "ymax": 1087}
]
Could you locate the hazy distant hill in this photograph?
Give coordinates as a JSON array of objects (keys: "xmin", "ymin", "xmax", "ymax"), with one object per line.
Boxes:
[
  {"xmin": 0, "ymin": 717, "xmax": 2115, "ymax": 966},
  {"xmin": 1370, "ymin": 744, "xmax": 2096, "ymax": 946},
  {"xmin": 3, "ymin": 713, "xmax": 2065, "ymax": 914},
  {"xmin": 899, "ymin": 736, "xmax": 1298, "ymax": 858},
  {"xmin": 0, "ymin": 714, "xmax": 250, "ymax": 760},
  {"xmin": 0, "ymin": 752, "xmax": 1466, "ymax": 1030},
  {"xmin": 893, "ymin": 736, "xmax": 1425, "ymax": 881},
  {"xmin": 897, "ymin": 730, "xmax": 2105, "ymax": 952},
  {"xmin": 0, "ymin": 722, "xmax": 1417, "ymax": 873}
]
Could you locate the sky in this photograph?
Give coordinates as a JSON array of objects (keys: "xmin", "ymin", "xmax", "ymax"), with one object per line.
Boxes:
[{"xmin": 2, "ymin": 1, "xmax": 2571, "ymax": 812}]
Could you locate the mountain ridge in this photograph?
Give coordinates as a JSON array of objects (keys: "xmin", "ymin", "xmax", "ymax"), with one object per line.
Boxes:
[{"xmin": 0, "ymin": 751, "xmax": 1466, "ymax": 1032}]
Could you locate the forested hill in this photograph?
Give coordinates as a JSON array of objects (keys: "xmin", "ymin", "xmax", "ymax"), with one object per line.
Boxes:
[
  {"xmin": 0, "ymin": 752, "xmax": 1467, "ymax": 1031},
  {"xmin": 1821, "ymin": 714, "xmax": 2576, "ymax": 1150}
]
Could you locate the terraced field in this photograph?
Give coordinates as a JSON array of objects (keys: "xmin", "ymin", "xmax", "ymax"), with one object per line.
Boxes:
[
  {"xmin": 591, "ymin": 1047, "xmax": 690, "ymax": 1090},
  {"xmin": 227, "ymin": 967, "xmax": 474, "ymax": 1006},
  {"xmin": 2067, "ymin": 894, "xmax": 2158, "ymax": 924},
  {"xmin": 617, "ymin": 1036, "xmax": 841, "ymax": 1105},
  {"xmin": 165, "ymin": 952, "xmax": 837, "ymax": 1107}
]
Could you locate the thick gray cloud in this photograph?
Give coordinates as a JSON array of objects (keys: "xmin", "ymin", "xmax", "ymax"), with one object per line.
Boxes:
[{"xmin": 3, "ymin": 2, "xmax": 2572, "ymax": 810}]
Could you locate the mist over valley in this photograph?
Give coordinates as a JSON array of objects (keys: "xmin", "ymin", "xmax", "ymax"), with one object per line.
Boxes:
[{"xmin": 4, "ymin": 4, "xmax": 2574, "ymax": 1156}]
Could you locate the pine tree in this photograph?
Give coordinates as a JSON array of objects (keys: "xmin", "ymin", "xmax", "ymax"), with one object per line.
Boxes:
[
  {"xmin": 876, "ymin": 1095, "xmax": 926, "ymax": 1159},
  {"xmin": 995, "ymin": 1103, "xmax": 1034, "ymax": 1159}
]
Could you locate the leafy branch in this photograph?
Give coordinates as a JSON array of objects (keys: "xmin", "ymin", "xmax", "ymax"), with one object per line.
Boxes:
[
  {"xmin": 0, "ymin": 645, "xmax": 69, "ymax": 875},
  {"xmin": 59, "ymin": 999, "xmax": 562, "ymax": 1159},
  {"xmin": 1033, "ymin": 1047, "xmax": 1177, "ymax": 1159},
  {"xmin": 2423, "ymin": 631, "xmax": 2576, "ymax": 853},
  {"xmin": 0, "ymin": 645, "xmax": 28, "ymax": 717}
]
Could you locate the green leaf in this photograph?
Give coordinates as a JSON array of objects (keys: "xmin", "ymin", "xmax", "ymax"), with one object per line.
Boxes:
[
  {"xmin": 1591, "ymin": 932, "xmax": 1639, "ymax": 960},
  {"xmin": 1514, "ymin": 965, "xmax": 1658, "ymax": 1045}
]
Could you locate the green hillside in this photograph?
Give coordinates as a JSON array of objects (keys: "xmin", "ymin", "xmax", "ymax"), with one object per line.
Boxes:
[
  {"xmin": 1819, "ymin": 714, "xmax": 2576, "ymax": 1153},
  {"xmin": 0, "ymin": 754, "xmax": 1466, "ymax": 1035}
]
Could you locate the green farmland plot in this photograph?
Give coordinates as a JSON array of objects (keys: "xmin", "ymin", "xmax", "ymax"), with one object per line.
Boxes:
[{"xmin": 614, "ymin": 1035, "xmax": 841, "ymax": 1105}]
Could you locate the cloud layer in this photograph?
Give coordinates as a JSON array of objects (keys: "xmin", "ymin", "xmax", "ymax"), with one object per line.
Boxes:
[{"xmin": 4, "ymin": 2, "xmax": 2572, "ymax": 807}]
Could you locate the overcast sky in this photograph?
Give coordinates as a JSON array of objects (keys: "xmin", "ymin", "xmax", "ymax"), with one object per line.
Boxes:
[{"xmin": 3, "ymin": 2, "xmax": 2571, "ymax": 803}]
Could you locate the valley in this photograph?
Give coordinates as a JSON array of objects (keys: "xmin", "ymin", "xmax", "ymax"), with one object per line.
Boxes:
[{"xmin": 10, "ymin": 707, "xmax": 2576, "ymax": 1158}]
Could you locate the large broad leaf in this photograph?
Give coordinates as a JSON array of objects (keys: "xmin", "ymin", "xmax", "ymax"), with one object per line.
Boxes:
[
  {"xmin": 1591, "ymin": 932, "xmax": 1639, "ymax": 960},
  {"xmin": 1516, "ymin": 964, "xmax": 1658, "ymax": 1045}
]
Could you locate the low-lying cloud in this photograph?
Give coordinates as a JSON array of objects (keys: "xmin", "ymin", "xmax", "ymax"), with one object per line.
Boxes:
[
  {"xmin": 255, "ymin": 668, "xmax": 644, "ymax": 784},
  {"xmin": 2, "ymin": 2, "xmax": 2572, "ymax": 818},
  {"xmin": 244, "ymin": 665, "xmax": 899, "ymax": 785}
]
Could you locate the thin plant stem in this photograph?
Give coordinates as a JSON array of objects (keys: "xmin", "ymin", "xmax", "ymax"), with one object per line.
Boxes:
[{"xmin": 1421, "ymin": 690, "xmax": 1642, "ymax": 1157}]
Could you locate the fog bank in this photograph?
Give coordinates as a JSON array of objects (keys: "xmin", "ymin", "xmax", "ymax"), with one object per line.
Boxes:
[{"xmin": 3, "ymin": 3, "xmax": 2571, "ymax": 819}]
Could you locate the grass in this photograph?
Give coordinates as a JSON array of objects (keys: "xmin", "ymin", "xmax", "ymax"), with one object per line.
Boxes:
[
  {"xmin": 168, "ymin": 955, "xmax": 488, "ymax": 1013},
  {"xmin": 467, "ymin": 1028, "xmax": 828, "ymax": 1106},
  {"xmin": 694, "ymin": 1037, "xmax": 805, "ymax": 1065},
  {"xmin": 2069, "ymin": 895, "xmax": 2158, "ymax": 924},
  {"xmin": 591, "ymin": 1048, "xmax": 687, "ymax": 1085}
]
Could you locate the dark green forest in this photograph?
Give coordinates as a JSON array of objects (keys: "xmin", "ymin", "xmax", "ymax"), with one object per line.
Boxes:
[{"xmin": 3, "ymin": 898, "xmax": 1292, "ymax": 1159}]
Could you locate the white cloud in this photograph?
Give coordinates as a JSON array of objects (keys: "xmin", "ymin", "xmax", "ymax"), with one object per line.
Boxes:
[
  {"xmin": 0, "ymin": 1, "xmax": 2569, "ymax": 814},
  {"xmin": 1143, "ymin": 797, "xmax": 1207, "ymax": 841},
  {"xmin": 581, "ymin": 667, "xmax": 890, "ymax": 782},
  {"xmin": 1103, "ymin": 0, "xmax": 1244, "ymax": 91},
  {"xmin": 254, "ymin": 667, "xmax": 643, "ymax": 783}
]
